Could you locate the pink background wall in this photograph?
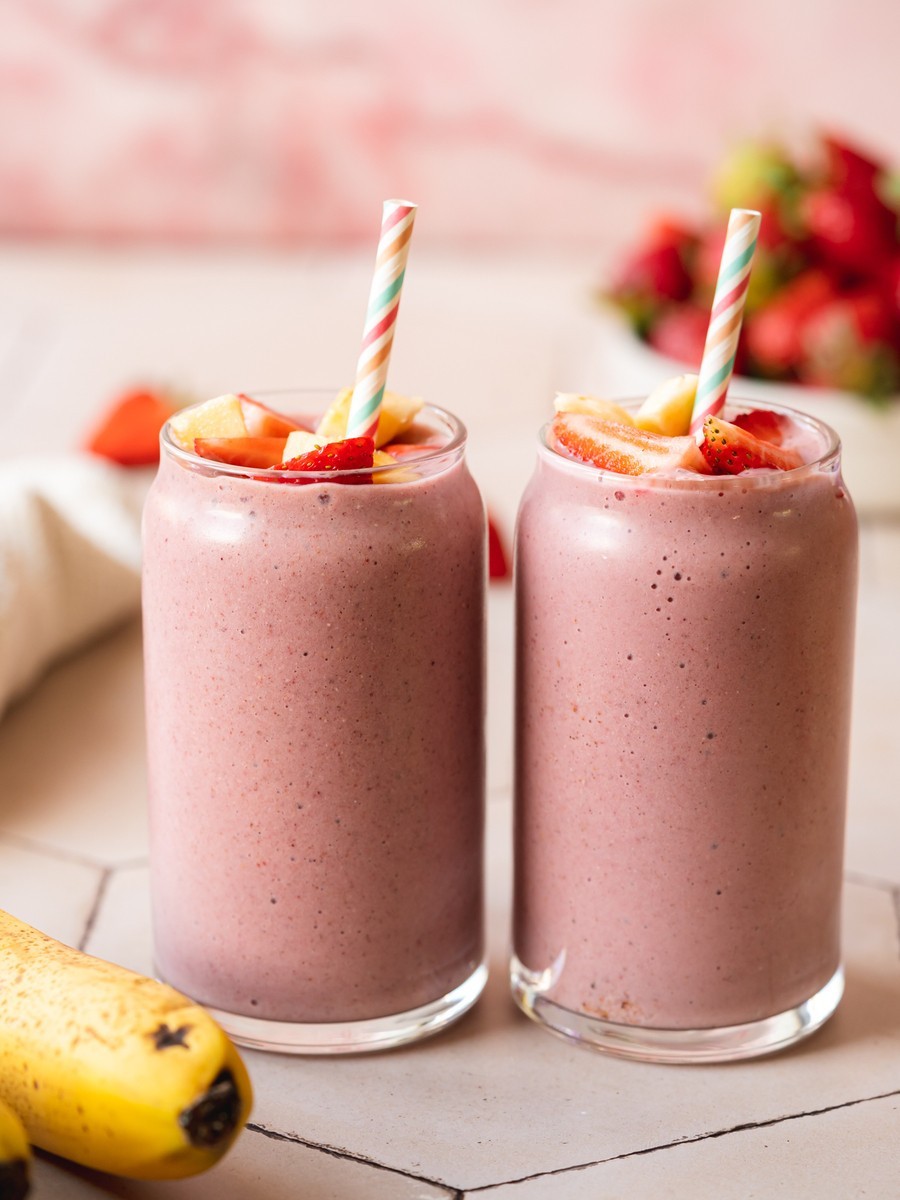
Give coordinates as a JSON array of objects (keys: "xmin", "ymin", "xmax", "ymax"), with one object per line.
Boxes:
[{"xmin": 2, "ymin": 0, "xmax": 898, "ymax": 247}]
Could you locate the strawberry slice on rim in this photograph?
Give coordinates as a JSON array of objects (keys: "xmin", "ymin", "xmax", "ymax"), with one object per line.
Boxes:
[
  {"xmin": 274, "ymin": 436, "xmax": 376, "ymax": 475},
  {"xmin": 552, "ymin": 413, "xmax": 709, "ymax": 475},
  {"xmin": 238, "ymin": 394, "xmax": 308, "ymax": 438},
  {"xmin": 194, "ymin": 437, "xmax": 288, "ymax": 469},
  {"xmin": 731, "ymin": 408, "xmax": 789, "ymax": 447},
  {"xmin": 700, "ymin": 415, "xmax": 802, "ymax": 475}
]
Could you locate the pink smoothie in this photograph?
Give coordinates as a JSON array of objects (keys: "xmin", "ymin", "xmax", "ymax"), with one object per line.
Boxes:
[
  {"xmin": 513, "ymin": 406, "xmax": 857, "ymax": 1030},
  {"xmin": 143, "ymin": 408, "xmax": 485, "ymax": 1024}
]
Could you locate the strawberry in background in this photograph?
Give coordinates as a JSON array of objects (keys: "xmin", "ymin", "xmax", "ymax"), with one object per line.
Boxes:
[
  {"xmin": 84, "ymin": 387, "xmax": 181, "ymax": 466},
  {"xmin": 606, "ymin": 130, "xmax": 900, "ymax": 402}
]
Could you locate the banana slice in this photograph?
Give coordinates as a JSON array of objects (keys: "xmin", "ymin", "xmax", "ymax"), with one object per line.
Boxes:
[
  {"xmin": 316, "ymin": 388, "xmax": 424, "ymax": 448},
  {"xmin": 553, "ymin": 394, "xmax": 636, "ymax": 425},
  {"xmin": 634, "ymin": 374, "xmax": 698, "ymax": 437}
]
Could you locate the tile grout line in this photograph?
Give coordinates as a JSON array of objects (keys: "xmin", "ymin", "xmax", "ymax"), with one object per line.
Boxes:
[
  {"xmin": 77, "ymin": 868, "xmax": 112, "ymax": 952},
  {"xmin": 462, "ymin": 1087, "xmax": 900, "ymax": 1193},
  {"xmin": 0, "ymin": 829, "xmax": 149, "ymax": 874},
  {"xmin": 844, "ymin": 868, "xmax": 900, "ymax": 893},
  {"xmin": 248, "ymin": 1123, "xmax": 459, "ymax": 1197}
]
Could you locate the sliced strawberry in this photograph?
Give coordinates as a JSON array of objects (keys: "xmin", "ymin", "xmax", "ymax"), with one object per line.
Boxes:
[
  {"xmin": 731, "ymin": 409, "xmax": 789, "ymax": 446},
  {"xmin": 488, "ymin": 515, "xmax": 510, "ymax": 581},
  {"xmin": 274, "ymin": 437, "xmax": 376, "ymax": 475},
  {"xmin": 85, "ymin": 387, "xmax": 180, "ymax": 466},
  {"xmin": 700, "ymin": 415, "xmax": 802, "ymax": 475},
  {"xmin": 194, "ymin": 437, "xmax": 288, "ymax": 469},
  {"xmin": 379, "ymin": 441, "xmax": 443, "ymax": 460},
  {"xmin": 238, "ymin": 394, "xmax": 309, "ymax": 438},
  {"xmin": 552, "ymin": 413, "xmax": 709, "ymax": 476}
]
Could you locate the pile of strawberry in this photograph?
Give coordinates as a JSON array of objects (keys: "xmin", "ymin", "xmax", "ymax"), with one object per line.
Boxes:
[{"xmin": 607, "ymin": 132, "xmax": 900, "ymax": 402}]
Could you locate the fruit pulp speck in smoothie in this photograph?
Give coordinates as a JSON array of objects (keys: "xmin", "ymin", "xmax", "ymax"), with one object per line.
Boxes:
[
  {"xmin": 143, "ymin": 397, "xmax": 486, "ymax": 1042},
  {"xmin": 512, "ymin": 394, "xmax": 857, "ymax": 1053}
]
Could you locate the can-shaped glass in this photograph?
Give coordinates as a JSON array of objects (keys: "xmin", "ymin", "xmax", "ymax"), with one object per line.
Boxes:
[
  {"xmin": 511, "ymin": 401, "xmax": 858, "ymax": 1062},
  {"xmin": 143, "ymin": 394, "xmax": 487, "ymax": 1053}
]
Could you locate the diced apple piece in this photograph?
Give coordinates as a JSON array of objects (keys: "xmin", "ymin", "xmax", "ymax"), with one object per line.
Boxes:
[
  {"xmin": 553, "ymin": 394, "xmax": 636, "ymax": 425},
  {"xmin": 282, "ymin": 430, "xmax": 326, "ymax": 462},
  {"xmin": 316, "ymin": 388, "xmax": 424, "ymax": 448},
  {"xmin": 169, "ymin": 394, "xmax": 248, "ymax": 450},
  {"xmin": 634, "ymin": 374, "xmax": 698, "ymax": 436}
]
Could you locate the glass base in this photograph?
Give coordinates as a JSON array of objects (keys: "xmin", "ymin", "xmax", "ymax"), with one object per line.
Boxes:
[
  {"xmin": 510, "ymin": 956, "xmax": 844, "ymax": 1063},
  {"xmin": 201, "ymin": 962, "xmax": 488, "ymax": 1055}
]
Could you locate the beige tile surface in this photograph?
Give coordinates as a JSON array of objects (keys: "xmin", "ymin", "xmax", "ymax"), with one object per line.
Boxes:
[
  {"xmin": 31, "ymin": 1125, "xmax": 454, "ymax": 1199},
  {"xmin": 0, "ymin": 619, "xmax": 148, "ymax": 866},
  {"xmin": 480, "ymin": 1092, "xmax": 900, "ymax": 1199},
  {"xmin": 0, "ymin": 836, "xmax": 102, "ymax": 946}
]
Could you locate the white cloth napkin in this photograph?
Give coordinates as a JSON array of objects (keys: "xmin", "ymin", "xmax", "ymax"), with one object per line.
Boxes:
[{"xmin": 0, "ymin": 455, "xmax": 149, "ymax": 717}]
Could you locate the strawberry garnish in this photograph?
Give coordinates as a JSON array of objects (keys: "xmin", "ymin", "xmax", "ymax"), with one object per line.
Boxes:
[
  {"xmin": 238, "ymin": 395, "xmax": 308, "ymax": 439},
  {"xmin": 379, "ymin": 441, "xmax": 443, "ymax": 460},
  {"xmin": 274, "ymin": 437, "xmax": 376, "ymax": 475},
  {"xmin": 194, "ymin": 437, "xmax": 288, "ymax": 469},
  {"xmin": 85, "ymin": 387, "xmax": 179, "ymax": 466},
  {"xmin": 731, "ymin": 409, "xmax": 789, "ymax": 446},
  {"xmin": 700, "ymin": 415, "xmax": 802, "ymax": 475},
  {"xmin": 553, "ymin": 413, "xmax": 709, "ymax": 475},
  {"xmin": 488, "ymin": 516, "xmax": 510, "ymax": 581}
]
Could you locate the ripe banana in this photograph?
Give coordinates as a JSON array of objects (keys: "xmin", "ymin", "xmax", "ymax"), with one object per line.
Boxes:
[
  {"xmin": 0, "ymin": 1097, "xmax": 29, "ymax": 1200},
  {"xmin": 0, "ymin": 910, "xmax": 252, "ymax": 1180}
]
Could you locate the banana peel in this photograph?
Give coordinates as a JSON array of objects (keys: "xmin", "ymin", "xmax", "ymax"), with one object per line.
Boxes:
[{"xmin": 0, "ymin": 910, "xmax": 252, "ymax": 1181}]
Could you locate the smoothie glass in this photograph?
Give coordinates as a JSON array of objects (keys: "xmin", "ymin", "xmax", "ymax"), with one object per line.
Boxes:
[
  {"xmin": 143, "ymin": 393, "xmax": 487, "ymax": 1054},
  {"xmin": 511, "ymin": 400, "xmax": 857, "ymax": 1062}
]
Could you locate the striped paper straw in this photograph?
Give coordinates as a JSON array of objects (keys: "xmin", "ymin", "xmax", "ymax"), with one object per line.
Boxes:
[
  {"xmin": 345, "ymin": 199, "xmax": 418, "ymax": 439},
  {"xmin": 689, "ymin": 208, "xmax": 761, "ymax": 434}
]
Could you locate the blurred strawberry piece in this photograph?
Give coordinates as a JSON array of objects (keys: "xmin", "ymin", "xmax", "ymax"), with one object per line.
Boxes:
[
  {"xmin": 822, "ymin": 132, "xmax": 886, "ymax": 194},
  {"xmin": 488, "ymin": 515, "xmax": 510, "ymax": 581},
  {"xmin": 84, "ymin": 387, "xmax": 180, "ymax": 466},
  {"xmin": 610, "ymin": 220, "xmax": 696, "ymax": 306},
  {"xmin": 799, "ymin": 291, "xmax": 900, "ymax": 396},
  {"xmin": 802, "ymin": 185, "xmax": 897, "ymax": 278},
  {"xmin": 744, "ymin": 271, "xmax": 838, "ymax": 377},
  {"xmin": 647, "ymin": 305, "xmax": 708, "ymax": 369}
]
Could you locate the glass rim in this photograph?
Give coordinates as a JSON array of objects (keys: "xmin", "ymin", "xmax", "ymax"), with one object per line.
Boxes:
[
  {"xmin": 538, "ymin": 397, "xmax": 842, "ymax": 487},
  {"xmin": 159, "ymin": 394, "xmax": 468, "ymax": 481}
]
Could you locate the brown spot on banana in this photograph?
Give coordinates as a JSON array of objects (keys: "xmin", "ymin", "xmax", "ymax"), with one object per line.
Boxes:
[{"xmin": 150, "ymin": 1024, "xmax": 192, "ymax": 1051}]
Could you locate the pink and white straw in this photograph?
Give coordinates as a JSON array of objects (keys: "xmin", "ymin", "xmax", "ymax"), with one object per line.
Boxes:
[
  {"xmin": 689, "ymin": 208, "xmax": 761, "ymax": 434},
  {"xmin": 345, "ymin": 199, "xmax": 418, "ymax": 440}
]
